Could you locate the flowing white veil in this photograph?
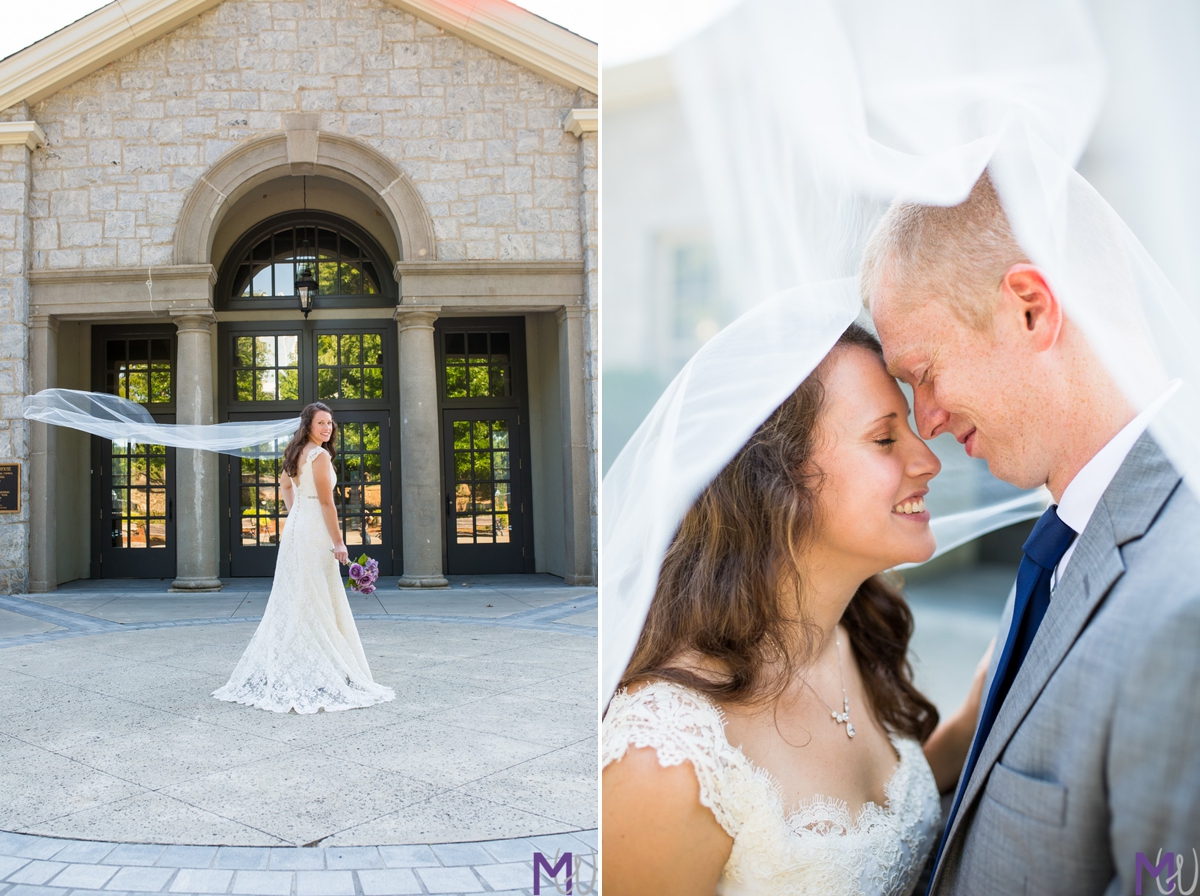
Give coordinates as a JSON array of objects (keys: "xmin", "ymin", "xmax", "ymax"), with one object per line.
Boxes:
[
  {"xmin": 24, "ymin": 389, "xmax": 300, "ymax": 457},
  {"xmin": 601, "ymin": 0, "xmax": 1200, "ymax": 703}
]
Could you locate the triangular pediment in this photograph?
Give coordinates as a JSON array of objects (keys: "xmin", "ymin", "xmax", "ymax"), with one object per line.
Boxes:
[{"xmin": 0, "ymin": 0, "xmax": 596, "ymax": 113}]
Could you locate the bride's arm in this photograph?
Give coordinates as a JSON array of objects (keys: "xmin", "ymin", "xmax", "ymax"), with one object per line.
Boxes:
[
  {"xmin": 603, "ymin": 747, "xmax": 731, "ymax": 895},
  {"xmin": 280, "ymin": 469, "xmax": 294, "ymax": 512},
  {"xmin": 310, "ymin": 451, "xmax": 349, "ymax": 565},
  {"xmin": 922, "ymin": 637, "xmax": 994, "ymax": 794}
]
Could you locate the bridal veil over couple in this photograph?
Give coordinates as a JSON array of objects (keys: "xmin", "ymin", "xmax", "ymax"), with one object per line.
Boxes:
[{"xmin": 601, "ymin": 1, "xmax": 1200, "ymax": 893}]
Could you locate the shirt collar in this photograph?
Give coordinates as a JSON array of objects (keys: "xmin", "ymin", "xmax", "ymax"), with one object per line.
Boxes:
[{"xmin": 1056, "ymin": 381, "xmax": 1181, "ymax": 535}]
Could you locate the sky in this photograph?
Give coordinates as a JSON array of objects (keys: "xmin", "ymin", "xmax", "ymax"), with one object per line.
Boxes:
[
  {"xmin": 0, "ymin": 0, "xmax": 598, "ymax": 62},
  {"xmin": 602, "ymin": 0, "xmax": 741, "ymax": 68}
]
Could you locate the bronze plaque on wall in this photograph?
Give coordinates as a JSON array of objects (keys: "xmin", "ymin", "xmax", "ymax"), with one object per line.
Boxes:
[{"xmin": 0, "ymin": 463, "xmax": 19, "ymax": 513}]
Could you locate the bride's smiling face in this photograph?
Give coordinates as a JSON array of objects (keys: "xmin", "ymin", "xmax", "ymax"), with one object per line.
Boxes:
[
  {"xmin": 310, "ymin": 410, "xmax": 334, "ymax": 444},
  {"xmin": 808, "ymin": 345, "xmax": 940, "ymax": 573}
]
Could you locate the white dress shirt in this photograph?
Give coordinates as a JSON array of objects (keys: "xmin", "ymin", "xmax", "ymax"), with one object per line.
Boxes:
[{"xmin": 1052, "ymin": 382, "xmax": 1180, "ymax": 590}]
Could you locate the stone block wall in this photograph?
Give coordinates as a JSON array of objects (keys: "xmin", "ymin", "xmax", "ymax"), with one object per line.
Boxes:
[
  {"xmin": 0, "ymin": 103, "xmax": 33, "ymax": 592},
  {"xmin": 579, "ymin": 129, "xmax": 598, "ymax": 568},
  {"xmin": 23, "ymin": 0, "xmax": 595, "ymax": 270}
]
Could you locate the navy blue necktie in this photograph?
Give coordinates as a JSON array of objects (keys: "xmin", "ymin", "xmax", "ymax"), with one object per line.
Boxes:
[{"xmin": 925, "ymin": 505, "xmax": 1076, "ymax": 893}]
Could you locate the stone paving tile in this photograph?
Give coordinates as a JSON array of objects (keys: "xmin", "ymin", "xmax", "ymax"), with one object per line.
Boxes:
[
  {"xmin": 295, "ymin": 870, "xmax": 355, "ymax": 896},
  {"xmin": 7, "ymin": 861, "xmax": 67, "ymax": 885},
  {"xmin": 44, "ymin": 863, "xmax": 119, "ymax": 889},
  {"xmin": 322, "ymin": 847, "xmax": 380, "ymax": 870},
  {"xmin": 356, "ymin": 868, "xmax": 423, "ymax": 895},
  {"xmin": 3, "ymin": 885, "xmax": 70, "ymax": 896},
  {"xmin": 40, "ymin": 843, "xmax": 115, "ymax": 866},
  {"xmin": 414, "ymin": 866, "xmax": 486, "ymax": 893},
  {"xmin": 480, "ymin": 838, "xmax": 539, "ymax": 864},
  {"xmin": 477, "ymin": 861, "xmax": 536, "ymax": 891},
  {"xmin": 102, "ymin": 865, "xmax": 176, "ymax": 891},
  {"xmin": 9, "ymin": 841, "xmax": 66, "ymax": 861},
  {"xmin": 0, "ymin": 860, "xmax": 30, "ymax": 881},
  {"xmin": 169, "ymin": 868, "xmax": 233, "ymax": 893},
  {"xmin": 265, "ymin": 849, "xmax": 324, "ymax": 871},
  {"xmin": 211, "ymin": 847, "xmax": 271, "ymax": 871},
  {"xmin": 230, "ymin": 869, "xmax": 293, "ymax": 895},
  {"xmin": 429, "ymin": 842, "xmax": 494, "ymax": 866},
  {"xmin": 375, "ymin": 845, "xmax": 438, "ymax": 868},
  {"xmin": 154, "ymin": 846, "xmax": 218, "ymax": 869}
]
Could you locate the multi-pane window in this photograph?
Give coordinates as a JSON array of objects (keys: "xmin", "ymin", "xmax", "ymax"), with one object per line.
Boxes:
[
  {"xmin": 317, "ymin": 333, "xmax": 384, "ymax": 400},
  {"xmin": 452, "ymin": 419, "xmax": 511, "ymax": 544},
  {"xmin": 337, "ymin": 422, "xmax": 384, "ymax": 546},
  {"xmin": 110, "ymin": 440, "xmax": 168, "ymax": 549},
  {"xmin": 240, "ymin": 457, "xmax": 286, "ymax": 547},
  {"xmin": 232, "ymin": 225, "xmax": 382, "ymax": 299},
  {"xmin": 234, "ymin": 335, "xmax": 299, "ymax": 402},
  {"xmin": 105, "ymin": 337, "xmax": 172, "ymax": 551},
  {"xmin": 443, "ymin": 332, "xmax": 511, "ymax": 399},
  {"xmin": 107, "ymin": 338, "xmax": 172, "ymax": 404}
]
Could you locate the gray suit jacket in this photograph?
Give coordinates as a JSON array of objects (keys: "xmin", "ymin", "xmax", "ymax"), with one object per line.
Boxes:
[{"xmin": 930, "ymin": 432, "xmax": 1200, "ymax": 896}]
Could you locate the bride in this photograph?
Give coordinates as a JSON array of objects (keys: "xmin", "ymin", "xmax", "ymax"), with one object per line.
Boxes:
[
  {"xmin": 213, "ymin": 402, "xmax": 395, "ymax": 713},
  {"xmin": 602, "ymin": 325, "xmax": 989, "ymax": 895}
]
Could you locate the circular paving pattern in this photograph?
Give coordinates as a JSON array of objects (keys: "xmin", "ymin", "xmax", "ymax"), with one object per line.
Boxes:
[{"xmin": 0, "ymin": 619, "xmax": 595, "ymax": 847}]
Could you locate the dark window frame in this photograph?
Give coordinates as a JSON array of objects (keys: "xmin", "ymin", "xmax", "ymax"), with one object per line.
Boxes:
[{"xmin": 215, "ymin": 211, "xmax": 396, "ymax": 312}]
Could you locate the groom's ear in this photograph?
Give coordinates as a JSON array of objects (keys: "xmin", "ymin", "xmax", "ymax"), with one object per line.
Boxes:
[{"xmin": 1000, "ymin": 264, "xmax": 1062, "ymax": 352}]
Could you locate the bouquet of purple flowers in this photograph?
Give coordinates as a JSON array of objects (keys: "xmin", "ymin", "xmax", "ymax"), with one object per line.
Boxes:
[{"xmin": 346, "ymin": 553, "xmax": 379, "ymax": 594}]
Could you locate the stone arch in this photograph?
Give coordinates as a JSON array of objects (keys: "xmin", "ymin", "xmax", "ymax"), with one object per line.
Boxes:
[{"xmin": 174, "ymin": 121, "xmax": 435, "ymax": 266}]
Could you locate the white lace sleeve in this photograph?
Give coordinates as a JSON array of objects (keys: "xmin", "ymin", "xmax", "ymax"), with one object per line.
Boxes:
[{"xmin": 602, "ymin": 681, "xmax": 744, "ymax": 838}]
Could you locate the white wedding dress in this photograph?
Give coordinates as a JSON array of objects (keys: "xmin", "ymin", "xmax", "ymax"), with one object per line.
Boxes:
[
  {"xmin": 603, "ymin": 680, "xmax": 942, "ymax": 896},
  {"xmin": 213, "ymin": 444, "xmax": 396, "ymax": 713}
]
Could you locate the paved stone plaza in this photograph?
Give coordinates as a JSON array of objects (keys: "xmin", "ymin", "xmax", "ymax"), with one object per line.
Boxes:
[{"xmin": 0, "ymin": 575, "xmax": 597, "ymax": 896}]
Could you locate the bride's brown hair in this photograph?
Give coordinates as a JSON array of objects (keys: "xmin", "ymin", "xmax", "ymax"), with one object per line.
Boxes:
[
  {"xmin": 619, "ymin": 324, "xmax": 939, "ymax": 743},
  {"xmin": 282, "ymin": 402, "xmax": 338, "ymax": 479}
]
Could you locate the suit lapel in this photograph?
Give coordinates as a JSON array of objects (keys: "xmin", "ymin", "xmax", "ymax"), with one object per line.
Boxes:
[{"xmin": 934, "ymin": 433, "xmax": 1181, "ymax": 877}]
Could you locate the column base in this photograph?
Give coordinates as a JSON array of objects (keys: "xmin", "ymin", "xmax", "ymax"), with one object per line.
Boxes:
[
  {"xmin": 29, "ymin": 580, "xmax": 57, "ymax": 594},
  {"xmin": 564, "ymin": 574, "xmax": 596, "ymax": 586},
  {"xmin": 169, "ymin": 577, "xmax": 225, "ymax": 593},
  {"xmin": 397, "ymin": 574, "xmax": 450, "ymax": 589}
]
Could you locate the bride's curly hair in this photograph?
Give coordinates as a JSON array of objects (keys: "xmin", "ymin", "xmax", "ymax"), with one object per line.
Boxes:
[
  {"xmin": 619, "ymin": 324, "xmax": 939, "ymax": 743},
  {"xmin": 282, "ymin": 402, "xmax": 338, "ymax": 479}
]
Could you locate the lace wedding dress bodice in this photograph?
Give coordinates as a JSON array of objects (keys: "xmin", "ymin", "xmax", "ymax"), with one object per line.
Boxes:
[
  {"xmin": 603, "ymin": 680, "xmax": 941, "ymax": 895},
  {"xmin": 213, "ymin": 444, "xmax": 395, "ymax": 713}
]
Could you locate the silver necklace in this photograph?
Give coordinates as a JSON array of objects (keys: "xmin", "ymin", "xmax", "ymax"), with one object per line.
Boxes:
[{"xmin": 801, "ymin": 626, "xmax": 855, "ymax": 738}]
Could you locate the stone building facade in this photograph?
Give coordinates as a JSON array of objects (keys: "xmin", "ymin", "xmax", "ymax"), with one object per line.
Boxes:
[{"xmin": 0, "ymin": 0, "xmax": 597, "ymax": 592}]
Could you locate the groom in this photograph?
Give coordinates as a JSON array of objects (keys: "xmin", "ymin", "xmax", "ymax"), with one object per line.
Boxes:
[{"xmin": 865, "ymin": 172, "xmax": 1200, "ymax": 895}]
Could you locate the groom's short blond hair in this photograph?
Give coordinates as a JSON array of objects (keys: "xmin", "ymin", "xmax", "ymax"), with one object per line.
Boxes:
[{"xmin": 861, "ymin": 170, "xmax": 1029, "ymax": 330}]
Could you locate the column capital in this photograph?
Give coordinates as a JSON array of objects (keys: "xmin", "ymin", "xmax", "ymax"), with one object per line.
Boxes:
[
  {"xmin": 555, "ymin": 303, "xmax": 586, "ymax": 324},
  {"xmin": 0, "ymin": 121, "xmax": 46, "ymax": 151},
  {"xmin": 393, "ymin": 305, "xmax": 441, "ymax": 331},
  {"xmin": 563, "ymin": 109, "xmax": 598, "ymax": 139},
  {"xmin": 170, "ymin": 310, "xmax": 217, "ymax": 333},
  {"xmin": 29, "ymin": 313, "xmax": 58, "ymax": 333}
]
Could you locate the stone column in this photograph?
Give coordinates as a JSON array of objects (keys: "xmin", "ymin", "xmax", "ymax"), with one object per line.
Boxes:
[
  {"xmin": 557, "ymin": 305, "xmax": 595, "ymax": 585},
  {"xmin": 28, "ymin": 314, "xmax": 56, "ymax": 592},
  {"xmin": 170, "ymin": 312, "xmax": 222, "ymax": 592},
  {"xmin": 395, "ymin": 307, "xmax": 449, "ymax": 588}
]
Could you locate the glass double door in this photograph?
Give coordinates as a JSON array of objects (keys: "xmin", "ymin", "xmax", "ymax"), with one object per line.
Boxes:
[
  {"xmin": 443, "ymin": 409, "xmax": 526, "ymax": 574},
  {"xmin": 221, "ymin": 324, "xmax": 398, "ymax": 577},
  {"xmin": 92, "ymin": 328, "xmax": 178, "ymax": 578}
]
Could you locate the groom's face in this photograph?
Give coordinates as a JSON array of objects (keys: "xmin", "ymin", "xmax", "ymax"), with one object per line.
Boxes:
[{"xmin": 871, "ymin": 288, "xmax": 1048, "ymax": 490}]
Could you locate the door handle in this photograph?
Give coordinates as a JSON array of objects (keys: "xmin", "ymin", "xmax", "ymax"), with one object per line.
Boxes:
[{"xmin": 168, "ymin": 498, "xmax": 174, "ymax": 521}]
